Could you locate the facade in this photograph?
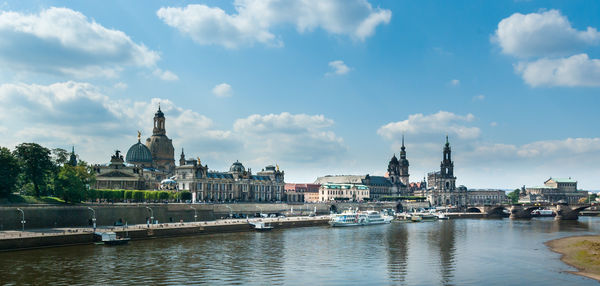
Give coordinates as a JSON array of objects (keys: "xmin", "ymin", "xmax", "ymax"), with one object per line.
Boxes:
[
  {"xmin": 520, "ymin": 177, "xmax": 587, "ymax": 204},
  {"xmin": 419, "ymin": 137, "xmax": 467, "ymax": 207},
  {"xmin": 93, "ymin": 150, "xmax": 167, "ymax": 190},
  {"xmin": 174, "ymin": 153, "xmax": 285, "ymax": 202},
  {"xmin": 467, "ymin": 189, "xmax": 509, "ymax": 205},
  {"xmin": 386, "ymin": 136, "xmax": 410, "ymax": 195},
  {"xmin": 318, "ymin": 183, "xmax": 370, "ymax": 202},
  {"xmin": 314, "ymin": 175, "xmax": 392, "ymax": 200},
  {"xmin": 285, "ymin": 183, "xmax": 320, "ymax": 203},
  {"xmin": 145, "ymin": 106, "xmax": 175, "ymax": 173}
]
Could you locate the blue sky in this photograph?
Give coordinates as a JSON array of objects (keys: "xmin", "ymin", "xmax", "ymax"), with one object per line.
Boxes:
[{"xmin": 0, "ymin": 0, "xmax": 599, "ymax": 189}]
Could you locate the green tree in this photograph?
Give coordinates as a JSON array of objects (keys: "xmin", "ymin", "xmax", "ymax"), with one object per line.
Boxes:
[
  {"xmin": 14, "ymin": 143, "xmax": 55, "ymax": 197},
  {"xmin": 507, "ymin": 189, "xmax": 520, "ymax": 204},
  {"xmin": 0, "ymin": 147, "xmax": 20, "ymax": 197},
  {"xmin": 51, "ymin": 148, "xmax": 69, "ymax": 166},
  {"xmin": 54, "ymin": 165, "xmax": 85, "ymax": 203},
  {"xmin": 180, "ymin": 191, "xmax": 192, "ymax": 201}
]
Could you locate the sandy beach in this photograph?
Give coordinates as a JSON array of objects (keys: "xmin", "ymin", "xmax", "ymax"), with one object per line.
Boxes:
[{"xmin": 546, "ymin": 235, "xmax": 600, "ymax": 282}]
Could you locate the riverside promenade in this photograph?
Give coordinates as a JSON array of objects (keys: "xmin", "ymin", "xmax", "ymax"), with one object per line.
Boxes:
[{"xmin": 0, "ymin": 215, "xmax": 330, "ymax": 251}]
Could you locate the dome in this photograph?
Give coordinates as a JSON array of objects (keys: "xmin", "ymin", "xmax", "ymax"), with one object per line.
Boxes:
[
  {"xmin": 229, "ymin": 160, "xmax": 245, "ymax": 173},
  {"xmin": 389, "ymin": 154, "xmax": 398, "ymax": 165},
  {"xmin": 126, "ymin": 141, "xmax": 153, "ymax": 164}
]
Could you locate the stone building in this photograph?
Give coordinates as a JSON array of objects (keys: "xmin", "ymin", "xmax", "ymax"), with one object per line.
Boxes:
[
  {"xmin": 386, "ymin": 136, "xmax": 410, "ymax": 195},
  {"xmin": 285, "ymin": 183, "xmax": 320, "ymax": 203},
  {"xmin": 314, "ymin": 175, "xmax": 392, "ymax": 200},
  {"xmin": 93, "ymin": 150, "xmax": 167, "ymax": 190},
  {"xmin": 520, "ymin": 177, "xmax": 587, "ymax": 204},
  {"xmin": 467, "ymin": 189, "xmax": 508, "ymax": 205},
  {"xmin": 318, "ymin": 183, "xmax": 370, "ymax": 202},
  {"xmin": 145, "ymin": 106, "xmax": 175, "ymax": 173},
  {"xmin": 417, "ymin": 136, "xmax": 466, "ymax": 207},
  {"xmin": 174, "ymin": 153, "xmax": 285, "ymax": 202}
]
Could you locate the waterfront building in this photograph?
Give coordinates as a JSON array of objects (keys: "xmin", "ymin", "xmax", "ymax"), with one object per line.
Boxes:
[
  {"xmin": 386, "ymin": 136, "xmax": 410, "ymax": 195},
  {"xmin": 418, "ymin": 136, "xmax": 467, "ymax": 207},
  {"xmin": 93, "ymin": 150, "xmax": 167, "ymax": 190},
  {"xmin": 318, "ymin": 183, "xmax": 370, "ymax": 202},
  {"xmin": 466, "ymin": 189, "xmax": 509, "ymax": 205},
  {"xmin": 314, "ymin": 175, "xmax": 392, "ymax": 200},
  {"xmin": 520, "ymin": 177, "xmax": 587, "ymax": 204},
  {"xmin": 174, "ymin": 153, "xmax": 285, "ymax": 202},
  {"xmin": 145, "ymin": 106, "xmax": 175, "ymax": 173},
  {"xmin": 285, "ymin": 183, "xmax": 320, "ymax": 203}
]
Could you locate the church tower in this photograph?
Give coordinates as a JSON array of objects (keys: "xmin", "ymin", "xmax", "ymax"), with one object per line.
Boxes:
[
  {"xmin": 146, "ymin": 105, "xmax": 175, "ymax": 173},
  {"xmin": 179, "ymin": 148, "xmax": 186, "ymax": 166},
  {"xmin": 439, "ymin": 135, "xmax": 456, "ymax": 191},
  {"xmin": 387, "ymin": 153, "xmax": 400, "ymax": 184},
  {"xmin": 398, "ymin": 135, "xmax": 409, "ymax": 186}
]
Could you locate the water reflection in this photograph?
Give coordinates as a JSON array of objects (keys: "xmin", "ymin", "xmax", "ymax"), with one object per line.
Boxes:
[
  {"xmin": 385, "ymin": 223, "xmax": 409, "ymax": 283},
  {"xmin": 427, "ymin": 221, "xmax": 456, "ymax": 286}
]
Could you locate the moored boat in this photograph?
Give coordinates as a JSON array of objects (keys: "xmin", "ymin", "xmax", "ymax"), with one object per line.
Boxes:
[
  {"xmin": 329, "ymin": 209, "xmax": 393, "ymax": 227},
  {"xmin": 96, "ymin": 232, "xmax": 130, "ymax": 246},
  {"xmin": 248, "ymin": 221, "xmax": 274, "ymax": 231}
]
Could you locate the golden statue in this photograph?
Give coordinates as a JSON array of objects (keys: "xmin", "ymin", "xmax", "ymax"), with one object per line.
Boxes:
[
  {"xmin": 197, "ymin": 157, "xmax": 202, "ymax": 165},
  {"xmin": 276, "ymin": 164, "xmax": 279, "ymax": 172},
  {"xmin": 137, "ymin": 130, "xmax": 141, "ymax": 141}
]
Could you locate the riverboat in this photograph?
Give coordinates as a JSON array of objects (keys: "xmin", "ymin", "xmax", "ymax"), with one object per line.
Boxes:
[
  {"xmin": 248, "ymin": 221, "xmax": 274, "ymax": 231},
  {"xmin": 95, "ymin": 232, "xmax": 130, "ymax": 246},
  {"xmin": 531, "ymin": 209, "xmax": 555, "ymax": 217},
  {"xmin": 329, "ymin": 210, "xmax": 393, "ymax": 227}
]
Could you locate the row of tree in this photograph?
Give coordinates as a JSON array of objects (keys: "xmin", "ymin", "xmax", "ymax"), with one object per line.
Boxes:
[
  {"xmin": 0, "ymin": 143, "xmax": 94, "ymax": 203},
  {"xmin": 87, "ymin": 189, "xmax": 192, "ymax": 203}
]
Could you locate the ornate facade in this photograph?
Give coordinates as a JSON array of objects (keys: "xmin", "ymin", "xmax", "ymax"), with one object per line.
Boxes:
[
  {"xmin": 175, "ymin": 152, "xmax": 285, "ymax": 202},
  {"xmin": 387, "ymin": 136, "xmax": 410, "ymax": 196},
  {"xmin": 417, "ymin": 136, "xmax": 466, "ymax": 207},
  {"xmin": 520, "ymin": 177, "xmax": 587, "ymax": 204},
  {"xmin": 145, "ymin": 106, "xmax": 175, "ymax": 173},
  {"xmin": 93, "ymin": 150, "xmax": 167, "ymax": 190}
]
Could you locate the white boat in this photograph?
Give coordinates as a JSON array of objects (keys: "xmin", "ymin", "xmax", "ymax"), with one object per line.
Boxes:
[
  {"xmin": 95, "ymin": 232, "xmax": 130, "ymax": 245},
  {"xmin": 248, "ymin": 221, "xmax": 274, "ymax": 231},
  {"xmin": 329, "ymin": 210, "xmax": 393, "ymax": 227},
  {"xmin": 436, "ymin": 212, "xmax": 449, "ymax": 220}
]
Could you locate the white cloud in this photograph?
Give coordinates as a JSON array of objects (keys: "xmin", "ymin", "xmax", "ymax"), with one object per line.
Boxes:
[
  {"xmin": 473, "ymin": 94, "xmax": 485, "ymax": 101},
  {"xmin": 490, "ymin": 122, "xmax": 498, "ymax": 127},
  {"xmin": 450, "ymin": 79, "xmax": 460, "ymax": 86},
  {"xmin": 212, "ymin": 83, "xmax": 233, "ymax": 97},
  {"xmin": 516, "ymin": 53, "xmax": 600, "ymax": 87},
  {"xmin": 493, "ymin": 10, "xmax": 600, "ymax": 58},
  {"xmin": 157, "ymin": 0, "xmax": 391, "ymax": 48},
  {"xmin": 113, "ymin": 82, "xmax": 128, "ymax": 90},
  {"xmin": 152, "ymin": 69, "xmax": 179, "ymax": 81},
  {"xmin": 377, "ymin": 111, "xmax": 480, "ymax": 141},
  {"xmin": 0, "ymin": 81, "xmax": 238, "ymax": 163},
  {"xmin": 0, "ymin": 7, "xmax": 168, "ymax": 79},
  {"xmin": 326, "ymin": 60, "xmax": 351, "ymax": 76},
  {"xmin": 233, "ymin": 112, "xmax": 346, "ymax": 163}
]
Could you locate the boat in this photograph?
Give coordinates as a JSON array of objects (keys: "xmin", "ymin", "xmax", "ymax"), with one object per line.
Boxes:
[
  {"xmin": 95, "ymin": 232, "xmax": 130, "ymax": 245},
  {"xmin": 531, "ymin": 209, "xmax": 555, "ymax": 217},
  {"xmin": 436, "ymin": 212, "xmax": 450, "ymax": 220},
  {"xmin": 248, "ymin": 221, "xmax": 274, "ymax": 231},
  {"xmin": 329, "ymin": 209, "xmax": 393, "ymax": 227},
  {"xmin": 411, "ymin": 215, "xmax": 422, "ymax": 222}
]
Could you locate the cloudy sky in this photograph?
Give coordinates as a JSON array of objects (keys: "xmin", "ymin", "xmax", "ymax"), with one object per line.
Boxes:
[{"xmin": 0, "ymin": 1, "xmax": 599, "ymax": 190}]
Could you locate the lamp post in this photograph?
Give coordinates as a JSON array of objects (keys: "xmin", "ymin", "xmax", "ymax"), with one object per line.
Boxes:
[
  {"xmin": 146, "ymin": 207, "xmax": 154, "ymax": 225},
  {"xmin": 190, "ymin": 205, "xmax": 197, "ymax": 222},
  {"xmin": 225, "ymin": 205, "xmax": 233, "ymax": 219},
  {"xmin": 16, "ymin": 208, "xmax": 25, "ymax": 232},
  {"xmin": 87, "ymin": 207, "xmax": 96, "ymax": 232}
]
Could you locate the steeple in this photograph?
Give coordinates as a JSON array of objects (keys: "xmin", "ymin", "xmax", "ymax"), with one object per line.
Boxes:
[
  {"xmin": 153, "ymin": 105, "xmax": 166, "ymax": 135},
  {"xmin": 179, "ymin": 148, "xmax": 185, "ymax": 166},
  {"xmin": 398, "ymin": 135, "xmax": 409, "ymax": 186},
  {"xmin": 441, "ymin": 135, "xmax": 453, "ymax": 176},
  {"xmin": 69, "ymin": 146, "xmax": 77, "ymax": 167}
]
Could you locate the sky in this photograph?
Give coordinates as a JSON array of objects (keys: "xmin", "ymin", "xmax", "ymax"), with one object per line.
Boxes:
[{"xmin": 0, "ymin": 0, "xmax": 599, "ymax": 190}]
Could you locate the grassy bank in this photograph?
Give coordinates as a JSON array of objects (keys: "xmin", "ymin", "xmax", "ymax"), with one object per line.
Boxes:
[
  {"xmin": 0, "ymin": 194, "xmax": 65, "ymax": 205},
  {"xmin": 546, "ymin": 235, "xmax": 600, "ymax": 282}
]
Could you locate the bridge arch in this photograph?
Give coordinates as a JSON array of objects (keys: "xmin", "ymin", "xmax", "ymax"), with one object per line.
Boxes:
[
  {"xmin": 466, "ymin": 207, "xmax": 482, "ymax": 213},
  {"xmin": 329, "ymin": 204, "xmax": 338, "ymax": 214},
  {"xmin": 396, "ymin": 202, "xmax": 404, "ymax": 213}
]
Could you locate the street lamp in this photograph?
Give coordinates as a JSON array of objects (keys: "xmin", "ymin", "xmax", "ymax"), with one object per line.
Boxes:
[
  {"xmin": 225, "ymin": 205, "xmax": 233, "ymax": 219},
  {"xmin": 16, "ymin": 208, "xmax": 25, "ymax": 231},
  {"xmin": 190, "ymin": 205, "xmax": 197, "ymax": 222},
  {"xmin": 87, "ymin": 207, "xmax": 97, "ymax": 232},
  {"xmin": 146, "ymin": 207, "xmax": 154, "ymax": 225}
]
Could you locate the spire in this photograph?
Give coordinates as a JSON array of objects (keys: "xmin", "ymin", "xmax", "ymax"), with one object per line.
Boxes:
[
  {"xmin": 181, "ymin": 148, "xmax": 185, "ymax": 156},
  {"xmin": 69, "ymin": 145, "xmax": 77, "ymax": 167},
  {"xmin": 402, "ymin": 134, "xmax": 405, "ymax": 148},
  {"xmin": 445, "ymin": 134, "xmax": 449, "ymax": 146}
]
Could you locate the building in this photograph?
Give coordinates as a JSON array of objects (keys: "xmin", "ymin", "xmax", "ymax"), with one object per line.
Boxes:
[
  {"xmin": 314, "ymin": 175, "xmax": 392, "ymax": 200},
  {"xmin": 318, "ymin": 183, "xmax": 370, "ymax": 202},
  {"xmin": 285, "ymin": 183, "xmax": 320, "ymax": 203},
  {"xmin": 93, "ymin": 150, "xmax": 167, "ymax": 190},
  {"xmin": 418, "ymin": 136, "xmax": 466, "ymax": 207},
  {"xmin": 174, "ymin": 153, "xmax": 285, "ymax": 202},
  {"xmin": 386, "ymin": 136, "xmax": 410, "ymax": 195},
  {"xmin": 145, "ymin": 106, "xmax": 175, "ymax": 173},
  {"xmin": 520, "ymin": 177, "xmax": 587, "ymax": 204},
  {"xmin": 467, "ymin": 189, "xmax": 509, "ymax": 205}
]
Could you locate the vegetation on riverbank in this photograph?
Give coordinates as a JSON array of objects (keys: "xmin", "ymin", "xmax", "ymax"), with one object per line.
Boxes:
[{"xmin": 546, "ymin": 235, "xmax": 600, "ymax": 282}]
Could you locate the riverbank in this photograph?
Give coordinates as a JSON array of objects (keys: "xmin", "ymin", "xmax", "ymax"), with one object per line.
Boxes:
[
  {"xmin": 546, "ymin": 235, "xmax": 600, "ymax": 282},
  {"xmin": 0, "ymin": 216, "xmax": 329, "ymax": 251}
]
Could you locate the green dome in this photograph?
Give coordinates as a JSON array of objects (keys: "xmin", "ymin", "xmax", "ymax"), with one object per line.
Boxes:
[
  {"xmin": 126, "ymin": 141, "xmax": 153, "ymax": 164},
  {"xmin": 229, "ymin": 160, "xmax": 245, "ymax": 173}
]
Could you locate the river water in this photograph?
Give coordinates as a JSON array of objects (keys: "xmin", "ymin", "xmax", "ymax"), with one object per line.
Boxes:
[{"xmin": 1, "ymin": 217, "xmax": 599, "ymax": 285}]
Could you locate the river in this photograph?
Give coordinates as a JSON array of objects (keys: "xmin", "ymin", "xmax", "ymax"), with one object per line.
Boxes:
[{"xmin": 1, "ymin": 217, "xmax": 599, "ymax": 285}]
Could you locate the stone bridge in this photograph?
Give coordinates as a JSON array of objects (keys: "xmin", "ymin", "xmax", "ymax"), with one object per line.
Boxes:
[{"xmin": 466, "ymin": 203, "xmax": 591, "ymax": 220}]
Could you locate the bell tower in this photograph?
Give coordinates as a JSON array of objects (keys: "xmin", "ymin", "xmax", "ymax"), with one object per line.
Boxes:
[
  {"xmin": 153, "ymin": 104, "xmax": 166, "ymax": 136},
  {"xmin": 399, "ymin": 135, "xmax": 409, "ymax": 186}
]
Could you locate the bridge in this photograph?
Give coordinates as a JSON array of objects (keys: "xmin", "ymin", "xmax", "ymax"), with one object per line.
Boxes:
[{"xmin": 466, "ymin": 203, "xmax": 592, "ymax": 220}]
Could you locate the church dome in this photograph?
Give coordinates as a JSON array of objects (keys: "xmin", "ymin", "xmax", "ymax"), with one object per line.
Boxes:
[
  {"xmin": 230, "ymin": 160, "xmax": 245, "ymax": 173},
  {"xmin": 126, "ymin": 141, "xmax": 153, "ymax": 164},
  {"xmin": 389, "ymin": 154, "xmax": 399, "ymax": 165}
]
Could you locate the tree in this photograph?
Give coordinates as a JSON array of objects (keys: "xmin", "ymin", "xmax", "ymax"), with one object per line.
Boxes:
[
  {"xmin": 51, "ymin": 148, "xmax": 69, "ymax": 166},
  {"xmin": 54, "ymin": 165, "xmax": 85, "ymax": 203},
  {"xmin": 507, "ymin": 189, "xmax": 520, "ymax": 204},
  {"xmin": 14, "ymin": 143, "xmax": 54, "ymax": 197},
  {"xmin": 0, "ymin": 147, "xmax": 20, "ymax": 197}
]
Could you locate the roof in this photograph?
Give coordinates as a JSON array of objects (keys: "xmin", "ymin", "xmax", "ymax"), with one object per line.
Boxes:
[
  {"xmin": 315, "ymin": 175, "xmax": 366, "ymax": 184},
  {"xmin": 206, "ymin": 172, "xmax": 234, "ymax": 179},
  {"xmin": 547, "ymin": 177, "xmax": 577, "ymax": 183},
  {"xmin": 322, "ymin": 183, "xmax": 369, "ymax": 190}
]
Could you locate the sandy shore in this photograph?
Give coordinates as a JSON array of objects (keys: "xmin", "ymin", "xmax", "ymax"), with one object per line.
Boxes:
[{"xmin": 546, "ymin": 235, "xmax": 600, "ymax": 282}]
